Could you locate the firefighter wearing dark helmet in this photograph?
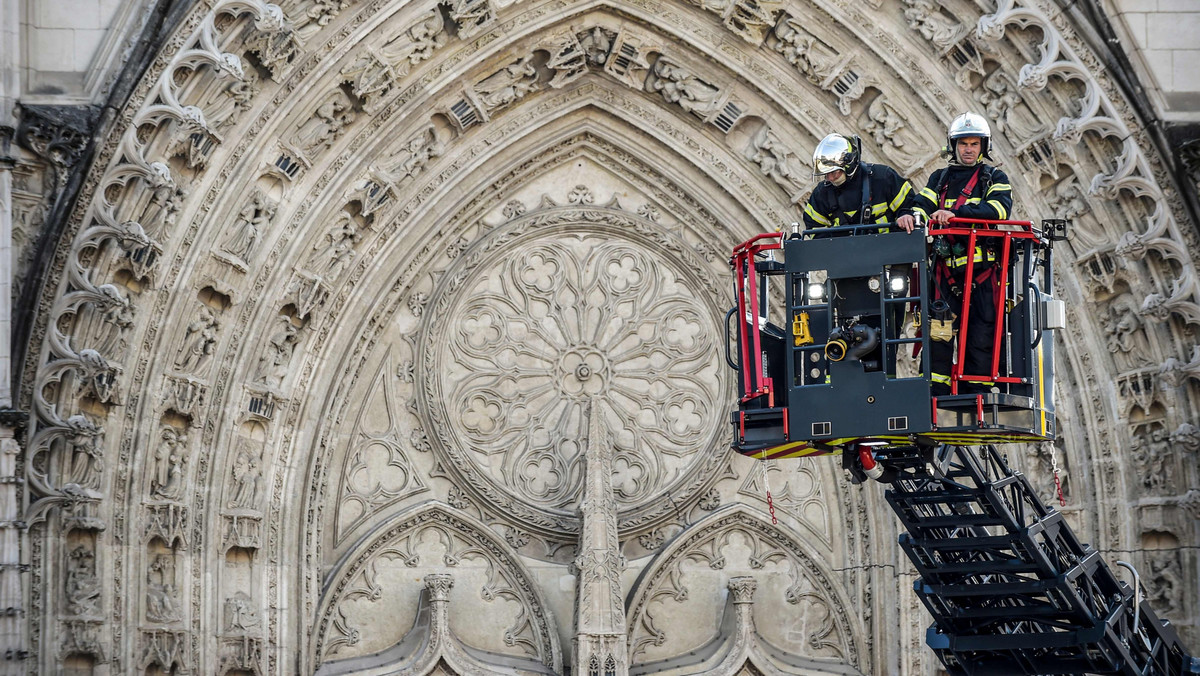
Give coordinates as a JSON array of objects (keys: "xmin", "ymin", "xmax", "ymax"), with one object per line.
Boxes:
[
  {"xmin": 802, "ymin": 133, "xmax": 917, "ymax": 233},
  {"xmin": 913, "ymin": 112, "xmax": 1014, "ymax": 395}
]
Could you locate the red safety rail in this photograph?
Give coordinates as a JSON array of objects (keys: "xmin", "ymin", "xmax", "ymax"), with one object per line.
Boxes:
[
  {"xmin": 927, "ymin": 217, "xmax": 1041, "ymax": 395},
  {"xmin": 731, "ymin": 233, "xmax": 784, "ymax": 406}
]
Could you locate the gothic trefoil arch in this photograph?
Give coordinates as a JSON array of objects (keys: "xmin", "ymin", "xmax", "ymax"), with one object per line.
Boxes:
[{"xmin": 9, "ymin": 0, "xmax": 1198, "ymax": 672}]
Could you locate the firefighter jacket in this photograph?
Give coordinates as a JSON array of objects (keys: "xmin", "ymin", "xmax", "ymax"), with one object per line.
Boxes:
[
  {"xmin": 913, "ymin": 163, "xmax": 1013, "ymax": 222},
  {"xmin": 801, "ymin": 162, "xmax": 915, "ymax": 230}
]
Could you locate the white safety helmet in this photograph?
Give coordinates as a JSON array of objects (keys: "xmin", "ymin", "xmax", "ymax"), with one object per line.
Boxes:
[
  {"xmin": 812, "ymin": 133, "xmax": 861, "ymax": 182},
  {"xmin": 947, "ymin": 112, "xmax": 992, "ymax": 162}
]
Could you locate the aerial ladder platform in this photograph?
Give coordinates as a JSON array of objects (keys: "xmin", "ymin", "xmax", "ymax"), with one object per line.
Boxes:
[{"xmin": 728, "ymin": 220, "xmax": 1199, "ymax": 675}]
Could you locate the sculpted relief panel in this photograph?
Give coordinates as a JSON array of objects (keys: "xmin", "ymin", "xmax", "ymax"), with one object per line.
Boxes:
[{"xmin": 420, "ymin": 215, "xmax": 730, "ymax": 545}]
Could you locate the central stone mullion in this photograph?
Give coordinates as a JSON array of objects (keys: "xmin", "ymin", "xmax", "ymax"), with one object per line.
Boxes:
[{"xmin": 572, "ymin": 397, "xmax": 628, "ymax": 676}]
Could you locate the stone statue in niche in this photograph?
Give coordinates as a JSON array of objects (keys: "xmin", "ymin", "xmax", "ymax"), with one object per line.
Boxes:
[
  {"xmin": 902, "ymin": 0, "xmax": 966, "ymax": 51},
  {"xmin": 384, "ymin": 9, "xmax": 446, "ymax": 71},
  {"xmin": 864, "ymin": 96, "xmax": 910, "ymax": 152},
  {"xmin": 150, "ymin": 428, "xmax": 189, "ymax": 501},
  {"xmin": 65, "ymin": 545, "xmax": 102, "ymax": 616},
  {"xmin": 255, "ymin": 316, "xmax": 301, "ymax": 388},
  {"xmin": 224, "ymin": 591, "xmax": 260, "ymax": 632},
  {"xmin": 1049, "ymin": 177, "xmax": 1089, "ymax": 221},
  {"xmin": 579, "ymin": 27, "xmax": 614, "ymax": 66},
  {"xmin": 288, "ymin": 0, "xmax": 348, "ymax": 41},
  {"xmin": 745, "ymin": 126, "xmax": 805, "ymax": 198},
  {"xmin": 445, "ymin": 0, "xmax": 493, "ymax": 38},
  {"xmin": 145, "ymin": 553, "xmax": 180, "ymax": 623},
  {"xmin": 228, "ymin": 440, "xmax": 263, "ymax": 511},
  {"xmin": 475, "ymin": 56, "xmax": 540, "ymax": 112},
  {"xmin": 220, "ymin": 189, "xmax": 276, "ymax": 262},
  {"xmin": 132, "ymin": 163, "xmax": 185, "ymax": 238},
  {"xmin": 306, "ymin": 214, "xmax": 361, "ymax": 277},
  {"xmin": 543, "ymin": 33, "xmax": 589, "ymax": 88},
  {"xmin": 294, "ymin": 93, "xmax": 357, "ymax": 155},
  {"xmin": 92, "ymin": 284, "xmax": 135, "ymax": 356},
  {"xmin": 1131, "ymin": 426, "xmax": 1174, "ymax": 494},
  {"xmin": 726, "ymin": 0, "xmax": 785, "ymax": 44},
  {"xmin": 977, "ymin": 72, "xmax": 1040, "ymax": 143},
  {"xmin": 1103, "ymin": 297, "xmax": 1154, "ymax": 370},
  {"xmin": 649, "ymin": 59, "xmax": 720, "ymax": 117},
  {"xmin": 175, "ymin": 305, "xmax": 219, "ymax": 374},
  {"xmin": 379, "ymin": 125, "xmax": 444, "ymax": 184},
  {"xmin": 1147, "ymin": 551, "xmax": 1183, "ymax": 615},
  {"xmin": 207, "ymin": 67, "xmax": 260, "ymax": 131},
  {"xmin": 64, "ymin": 413, "xmax": 104, "ymax": 492},
  {"xmin": 773, "ymin": 19, "xmax": 842, "ymax": 85}
]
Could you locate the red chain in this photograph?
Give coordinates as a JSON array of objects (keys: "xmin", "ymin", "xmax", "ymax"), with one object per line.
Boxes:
[
  {"xmin": 766, "ymin": 490, "xmax": 777, "ymax": 524},
  {"xmin": 1053, "ymin": 470, "xmax": 1066, "ymax": 507}
]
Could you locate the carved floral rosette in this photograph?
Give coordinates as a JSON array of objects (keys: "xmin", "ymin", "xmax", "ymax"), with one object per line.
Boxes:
[{"xmin": 419, "ymin": 208, "xmax": 732, "ymax": 542}]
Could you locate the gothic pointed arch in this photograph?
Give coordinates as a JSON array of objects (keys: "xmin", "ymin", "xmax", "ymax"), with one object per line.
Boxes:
[{"xmin": 11, "ymin": 0, "xmax": 1199, "ymax": 671}]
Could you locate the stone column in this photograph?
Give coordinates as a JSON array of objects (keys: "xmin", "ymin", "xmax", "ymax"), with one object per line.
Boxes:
[{"xmin": 572, "ymin": 399, "xmax": 627, "ymax": 676}]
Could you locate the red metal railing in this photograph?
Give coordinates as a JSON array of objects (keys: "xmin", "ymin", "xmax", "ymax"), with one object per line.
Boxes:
[
  {"xmin": 731, "ymin": 233, "xmax": 783, "ymax": 405},
  {"xmin": 928, "ymin": 217, "xmax": 1039, "ymax": 394}
]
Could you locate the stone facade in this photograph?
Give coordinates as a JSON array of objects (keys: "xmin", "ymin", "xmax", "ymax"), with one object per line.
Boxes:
[{"xmin": 1, "ymin": 0, "xmax": 1199, "ymax": 674}]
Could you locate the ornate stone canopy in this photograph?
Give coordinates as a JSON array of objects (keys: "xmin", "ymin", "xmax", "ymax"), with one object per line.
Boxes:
[{"xmin": 13, "ymin": 0, "xmax": 1199, "ymax": 673}]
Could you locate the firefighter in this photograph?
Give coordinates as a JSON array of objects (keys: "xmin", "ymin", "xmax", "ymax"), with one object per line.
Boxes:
[
  {"xmin": 802, "ymin": 133, "xmax": 917, "ymax": 233},
  {"xmin": 913, "ymin": 112, "xmax": 1014, "ymax": 395},
  {"xmin": 803, "ymin": 134, "xmax": 916, "ymax": 377}
]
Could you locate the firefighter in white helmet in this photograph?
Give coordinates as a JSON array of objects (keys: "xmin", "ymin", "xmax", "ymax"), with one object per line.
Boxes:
[
  {"xmin": 802, "ymin": 133, "xmax": 917, "ymax": 233},
  {"xmin": 912, "ymin": 112, "xmax": 1014, "ymax": 395}
]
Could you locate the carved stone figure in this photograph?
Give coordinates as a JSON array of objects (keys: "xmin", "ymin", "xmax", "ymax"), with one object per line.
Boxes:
[
  {"xmin": 380, "ymin": 126, "xmax": 444, "ymax": 183},
  {"xmin": 163, "ymin": 375, "xmax": 206, "ymax": 423},
  {"xmin": 381, "ymin": 8, "xmax": 447, "ymax": 70},
  {"xmin": 229, "ymin": 441, "xmax": 264, "ymax": 510},
  {"xmin": 91, "ymin": 284, "xmax": 135, "ymax": 356},
  {"xmin": 255, "ymin": 316, "xmax": 301, "ymax": 388},
  {"xmin": 150, "ymin": 428, "xmax": 189, "ymax": 501},
  {"xmin": 864, "ymin": 96, "xmax": 909, "ymax": 151},
  {"xmin": 306, "ymin": 213, "xmax": 361, "ymax": 276},
  {"xmin": 1131, "ymin": 426, "xmax": 1174, "ymax": 494},
  {"xmin": 221, "ymin": 189, "xmax": 276, "ymax": 261},
  {"xmin": 132, "ymin": 164, "xmax": 185, "ymax": 238},
  {"xmin": 64, "ymin": 413, "xmax": 104, "ymax": 492},
  {"xmin": 475, "ymin": 57, "xmax": 539, "ymax": 112},
  {"xmin": 903, "ymin": 0, "xmax": 966, "ymax": 51},
  {"xmin": 649, "ymin": 59, "xmax": 720, "ymax": 117},
  {"xmin": 224, "ymin": 591, "xmax": 261, "ymax": 632},
  {"xmin": 289, "ymin": 0, "xmax": 348, "ymax": 41},
  {"xmin": 295, "ymin": 94, "xmax": 357, "ymax": 155},
  {"xmin": 1103, "ymin": 297, "xmax": 1154, "ymax": 370},
  {"xmin": 1147, "ymin": 552, "xmax": 1183, "ymax": 616},
  {"xmin": 207, "ymin": 68, "xmax": 260, "ymax": 131},
  {"xmin": 65, "ymin": 546, "xmax": 102, "ymax": 615},
  {"xmin": 725, "ymin": 0, "xmax": 785, "ymax": 44},
  {"xmin": 773, "ymin": 20, "xmax": 843, "ymax": 85},
  {"xmin": 579, "ymin": 27, "xmax": 614, "ymax": 66},
  {"xmin": 445, "ymin": 0, "xmax": 493, "ymax": 38},
  {"xmin": 145, "ymin": 554, "xmax": 180, "ymax": 623},
  {"xmin": 745, "ymin": 126, "xmax": 805, "ymax": 197},
  {"xmin": 175, "ymin": 306, "xmax": 219, "ymax": 373}
]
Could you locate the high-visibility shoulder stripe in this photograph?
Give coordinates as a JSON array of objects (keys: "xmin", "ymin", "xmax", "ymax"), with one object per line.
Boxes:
[
  {"xmin": 871, "ymin": 202, "xmax": 888, "ymax": 215},
  {"xmin": 889, "ymin": 182, "xmax": 913, "ymax": 211},
  {"xmin": 986, "ymin": 183, "xmax": 1011, "ymax": 193},
  {"xmin": 919, "ymin": 187, "xmax": 939, "ymax": 201},
  {"xmin": 987, "ymin": 200, "xmax": 1008, "ymax": 219},
  {"xmin": 804, "ymin": 202, "xmax": 831, "ymax": 226}
]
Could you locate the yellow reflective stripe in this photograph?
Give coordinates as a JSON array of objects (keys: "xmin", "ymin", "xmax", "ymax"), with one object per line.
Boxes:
[
  {"xmin": 804, "ymin": 203, "xmax": 831, "ymax": 226},
  {"xmin": 919, "ymin": 187, "xmax": 938, "ymax": 202},
  {"xmin": 889, "ymin": 182, "xmax": 913, "ymax": 211},
  {"xmin": 871, "ymin": 202, "xmax": 888, "ymax": 215},
  {"xmin": 942, "ymin": 198, "xmax": 982, "ymax": 207},
  {"xmin": 931, "ymin": 373, "xmax": 951, "ymax": 385},
  {"xmin": 987, "ymin": 183, "xmax": 1011, "ymax": 193},
  {"xmin": 949, "ymin": 247, "xmax": 998, "ymax": 268},
  {"xmin": 913, "ymin": 207, "xmax": 929, "ymax": 219},
  {"xmin": 987, "ymin": 200, "xmax": 1008, "ymax": 219}
]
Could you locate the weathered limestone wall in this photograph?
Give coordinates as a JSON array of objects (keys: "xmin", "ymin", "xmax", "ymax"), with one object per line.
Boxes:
[{"xmin": 1, "ymin": 0, "xmax": 1198, "ymax": 674}]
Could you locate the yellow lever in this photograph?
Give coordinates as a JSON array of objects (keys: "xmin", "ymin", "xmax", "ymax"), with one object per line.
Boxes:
[{"xmin": 793, "ymin": 312, "xmax": 813, "ymax": 346}]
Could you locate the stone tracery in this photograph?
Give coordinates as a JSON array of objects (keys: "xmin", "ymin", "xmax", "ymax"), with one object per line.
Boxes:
[{"xmin": 8, "ymin": 0, "xmax": 1199, "ymax": 672}]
